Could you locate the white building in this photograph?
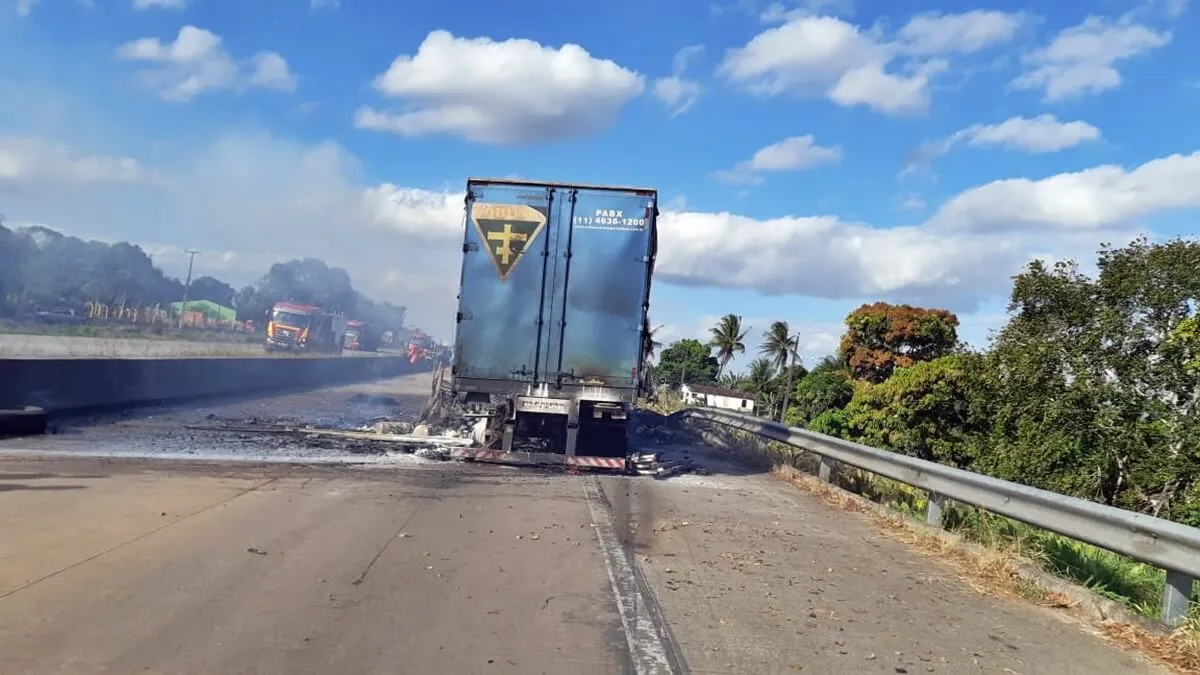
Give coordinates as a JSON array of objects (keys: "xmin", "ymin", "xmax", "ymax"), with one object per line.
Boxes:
[{"xmin": 680, "ymin": 383, "xmax": 756, "ymax": 414}]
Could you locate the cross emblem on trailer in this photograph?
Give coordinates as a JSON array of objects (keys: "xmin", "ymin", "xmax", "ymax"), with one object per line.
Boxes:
[
  {"xmin": 471, "ymin": 202, "xmax": 548, "ymax": 281},
  {"xmin": 486, "ymin": 224, "xmax": 528, "ymax": 267}
]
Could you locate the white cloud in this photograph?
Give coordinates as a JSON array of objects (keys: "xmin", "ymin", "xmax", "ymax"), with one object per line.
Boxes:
[
  {"xmin": 827, "ymin": 58, "xmax": 948, "ymax": 114},
  {"xmin": 356, "ymin": 30, "xmax": 645, "ymax": 145},
  {"xmin": 898, "ymin": 193, "xmax": 926, "ymax": 211},
  {"xmin": 926, "ymin": 151, "xmax": 1200, "ymax": 233},
  {"xmin": 902, "ymin": 114, "xmax": 1101, "ymax": 175},
  {"xmin": 1011, "ymin": 16, "xmax": 1170, "ymax": 101},
  {"xmin": 718, "ymin": 11, "xmax": 1022, "ymax": 114},
  {"xmin": 758, "ymin": 0, "xmax": 856, "ymax": 23},
  {"xmin": 898, "ymin": 10, "xmax": 1027, "ymax": 55},
  {"xmin": 0, "ymin": 136, "xmax": 152, "ymax": 188},
  {"xmin": 663, "ymin": 194, "xmax": 688, "ymax": 211},
  {"xmin": 715, "ymin": 135, "xmax": 842, "ymax": 184},
  {"xmin": 653, "ymin": 45, "xmax": 704, "ymax": 117},
  {"xmin": 717, "ymin": 15, "xmax": 885, "ymax": 96},
  {"xmin": 653, "ymin": 77, "xmax": 702, "ymax": 117},
  {"xmin": 133, "ymin": 0, "xmax": 187, "ymax": 9},
  {"xmin": 954, "ymin": 114, "xmax": 1101, "ymax": 152},
  {"xmin": 116, "ymin": 26, "xmax": 297, "ymax": 102},
  {"xmin": 15, "ymin": 0, "xmax": 38, "ymax": 16},
  {"xmin": 657, "ymin": 151, "xmax": 1200, "ymax": 309},
  {"xmin": 656, "ymin": 210, "xmax": 1027, "ymax": 305},
  {"xmin": 1159, "ymin": 0, "xmax": 1189, "ymax": 19},
  {"xmin": 310, "ymin": 0, "xmax": 339, "ymax": 9}
]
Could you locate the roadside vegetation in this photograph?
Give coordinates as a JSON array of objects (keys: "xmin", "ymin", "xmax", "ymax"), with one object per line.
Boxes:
[
  {"xmin": 0, "ymin": 220, "xmax": 414, "ymax": 340},
  {"xmin": 651, "ymin": 236, "xmax": 1200, "ymax": 633}
]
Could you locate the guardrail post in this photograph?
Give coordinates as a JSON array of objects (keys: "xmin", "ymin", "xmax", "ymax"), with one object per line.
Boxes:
[
  {"xmin": 1161, "ymin": 570, "xmax": 1195, "ymax": 626},
  {"xmin": 926, "ymin": 492, "xmax": 947, "ymax": 529},
  {"xmin": 818, "ymin": 456, "xmax": 834, "ymax": 483}
]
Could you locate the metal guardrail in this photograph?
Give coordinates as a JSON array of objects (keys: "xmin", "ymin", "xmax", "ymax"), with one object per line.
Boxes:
[{"xmin": 676, "ymin": 407, "xmax": 1200, "ymax": 626}]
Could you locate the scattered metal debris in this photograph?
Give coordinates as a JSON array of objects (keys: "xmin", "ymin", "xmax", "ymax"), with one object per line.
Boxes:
[
  {"xmin": 177, "ymin": 394, "xmax": 707, "ymax": 477},
  {"xmin": 630, "ymin": 447, "xmax": 701, "ymax": 479},
  {"xmin": 181, "ymin": 418, "xmax": 473, "ymax": 457}
]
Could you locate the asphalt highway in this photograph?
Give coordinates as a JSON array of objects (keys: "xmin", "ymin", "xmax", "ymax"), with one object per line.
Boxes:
[{"xmin": 0, "ymin": 374, "xmax": 1170, "ymax": 674}]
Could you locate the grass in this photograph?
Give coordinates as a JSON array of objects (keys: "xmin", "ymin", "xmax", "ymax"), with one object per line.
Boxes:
[
  {"xmin": 824, "ymin": 465, "xmax": 1197, "ymax": 623},
  {"xmin": 639, "ymin": 391, "xmax": 688, "ymax": 416},
  {"xmin": 688, "ymin": 421, "xmax": 1200, "ymax": 673}
]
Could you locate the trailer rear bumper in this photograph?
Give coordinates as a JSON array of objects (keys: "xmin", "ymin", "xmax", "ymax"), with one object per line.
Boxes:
[
  {"xmin": 447, "ymin": 448, "xmax": 696, "ymax": 478},
  {"xmin": 450, "ymin": 448, "xmax": 629, "ymax": 471}
]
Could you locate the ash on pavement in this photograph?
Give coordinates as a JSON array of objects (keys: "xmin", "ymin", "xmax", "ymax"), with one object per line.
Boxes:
[{"xmin": 0, "ymin": 373, "xmax": 436, "ymax": 461}]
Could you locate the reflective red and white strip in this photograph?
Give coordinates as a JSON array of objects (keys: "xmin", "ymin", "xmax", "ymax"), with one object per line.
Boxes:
[
  {"xmin": 449, "ymin": 448, "xmax": 626, "ymax": 469},
  {"xmin": 566, "ymin": 456, "xmax": 627, "ymax": 469}
]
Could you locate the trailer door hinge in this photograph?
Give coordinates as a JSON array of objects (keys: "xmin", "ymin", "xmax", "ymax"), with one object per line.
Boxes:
[
  {"xmin": 463, "ymin": 242, "xmax": 479, "ymax": 253},
  {"xmin": 457, "ymin": 311, "xmax": 473, "ymax": 322}
]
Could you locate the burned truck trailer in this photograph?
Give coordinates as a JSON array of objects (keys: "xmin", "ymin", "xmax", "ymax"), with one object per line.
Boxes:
[{"xmin": 446, "ymin": 177, "xmax": 658, "ymax": 469}]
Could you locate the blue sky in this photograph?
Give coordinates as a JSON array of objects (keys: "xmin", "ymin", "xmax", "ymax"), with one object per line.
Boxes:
[{"xmin": 2, "ymin": 0, "xmax": 1198, "ymax": 371}]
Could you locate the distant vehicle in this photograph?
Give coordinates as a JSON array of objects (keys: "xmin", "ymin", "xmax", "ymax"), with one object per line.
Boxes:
[
  {"xmin": 34, "ymin": 308, "xmax": 85, "ymax": 325},
  {"xmin": 343, "ymin": 320, "xmax": 365, "ymax": 350},
  {"xmin": 264, "ymin": 301, "xmax": 346, "ymax": 354},
  {"xmin": 406, "ymin": 330, "xmax": 437, "ymax": 364},
  {"xmin": 432, "ymin": 177, "xmax": 658, "ymax": 471}
]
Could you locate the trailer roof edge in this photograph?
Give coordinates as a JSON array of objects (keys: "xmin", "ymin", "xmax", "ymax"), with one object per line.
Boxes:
[{"xmin": 466, "ymin": 177, "xmax": 658, "ymax": 196}]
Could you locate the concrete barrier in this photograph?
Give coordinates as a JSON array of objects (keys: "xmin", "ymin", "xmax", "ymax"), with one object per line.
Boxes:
[{"xmin": 0, "ymin": 356, "xmax": 430, "ymax": 414}]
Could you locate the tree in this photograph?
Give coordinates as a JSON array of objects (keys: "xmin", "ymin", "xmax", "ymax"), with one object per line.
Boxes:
[
  {"xmin": 839, "ymin": 302, "xmax": 959, "ymax": 383},
  {"xmin": 786, "ymin": 369, "xmax": 854, "ymax": 428},
  {"xmin": 0, "ymin": 223, "xmax": 426, "ymax": 338},
  {"xmin": 760, "ymin": 320, "xmax": 800, "ymax": 422},
  {"xmin": 719, "ymin": 371, "xmax": 745, "ymax": 390},
  {"xmin": 709, "ymin": 313, "xmax": 749, "ymax": 376},
  {"xmin": 811, "ymin": 353, "xmax": 849, "ymax": 376},
  {"xmin": 235, "ymin": 258, "xmax": 361, "ymax": 321},
  {"xmin": 655, "ymin": 338, "xmax": 719, "ymax": 387},
  {"xmin": 843, "ymin": 354, "xmax": 988, "ymax": 468},
  {"xmin": 641, "ymin": 317, "xmax": 663, "ymax": 364},
  {"xmin": 979, "ymin": 237, "xmax": 1200, "ymax": 524},
  {"xmin": 187, "ymin": 276, "xmax": 236, "ymax": 307},
  {"xmin": 744, "ymin": 357, "xmax": 776, "ymax": 417},
  {"xmin": 759, "ymin": 321, "xmax": 796, "ymax": 370}
]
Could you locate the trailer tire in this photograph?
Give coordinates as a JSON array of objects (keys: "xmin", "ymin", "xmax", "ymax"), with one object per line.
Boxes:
[{"xmin": 0, "ymin": 406, "xmax": 48, "ymax": 438}]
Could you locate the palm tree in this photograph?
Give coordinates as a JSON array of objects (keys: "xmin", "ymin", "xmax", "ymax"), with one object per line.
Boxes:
[
  {"xmin": 710, "ymin": 313, "xmax": 749, "ymax": 376},
  {"xmin": 641, "ymin": 317, "xmax": 664, "ymax": 363},
  {"xmin": 760, "ymin": 321, "xmax": 797, "ymax": 370},
  {"xmin": 813, "ymin": 353, "xmax": 847, "ymax": 375},
  {"xmin": 760, "ymin": 320, "xmax": 801, "ymax": 423},
  {"xmin": 639, "ymin": 317, "xmax": 664, "ymax": 397},
  {"xmin": 745, "ymin": 357, "xmax": 776, "ymax": 416},
  {"xmin": 719, "ymin": 371, "xmax": 745, "ymax": 390}
]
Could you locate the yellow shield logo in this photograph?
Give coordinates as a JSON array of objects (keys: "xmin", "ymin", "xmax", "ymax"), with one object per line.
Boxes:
[{"xmin": 471, "ymin": 202, "xmax": 548, "ymax": 281}]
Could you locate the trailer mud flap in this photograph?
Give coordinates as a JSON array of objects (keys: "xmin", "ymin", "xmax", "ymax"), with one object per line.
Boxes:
[{"xmin": 450, "ymin": 448, "xmax": 628, "ymax": 471}]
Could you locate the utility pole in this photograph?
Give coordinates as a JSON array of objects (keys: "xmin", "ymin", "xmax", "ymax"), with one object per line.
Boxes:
[
  {"xmin": 778, "ymin": 332, "xmax": 800, "ymax": 424},
  {"xmin": 178, "ymin": 249, "xmax": 199, "ymax": 330}
]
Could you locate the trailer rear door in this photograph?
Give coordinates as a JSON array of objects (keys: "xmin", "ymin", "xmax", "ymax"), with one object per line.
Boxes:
[
  {"xmin": 540, "ymin": 187, "xmax": 657, "ymax": 391},
  {"xmin": 454, "ymin": 182, "xmax": 561, "ymax": 388}
]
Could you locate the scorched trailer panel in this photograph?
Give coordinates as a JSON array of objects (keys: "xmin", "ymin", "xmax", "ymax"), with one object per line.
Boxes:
[{"xmin": 452, "ymin": 178, "xmax": 657, "ymax": 401}]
